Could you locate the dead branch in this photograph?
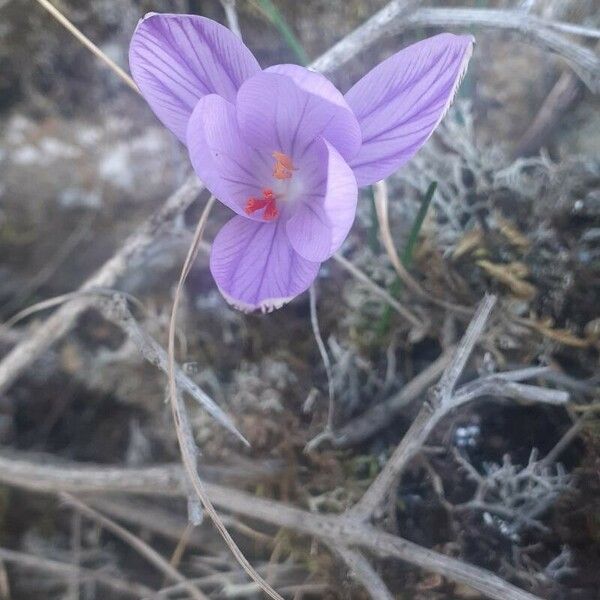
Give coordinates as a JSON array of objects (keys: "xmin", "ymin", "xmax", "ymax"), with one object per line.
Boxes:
[
  {"xmin": 0, "ymin": 450, "xmax": 542, "ymax": 600},
  {"xmin": 514, "ymin": 70, "xmax": 584, "ymax": 157},
  {"xmin": 311, "ymin": 4, "xmax": 600, "ymax": 92},
  {"xmin": 332, "ymin": 348, "xmax": 453, "ymax": 448},
  {"xmin": 336, "ymin": 546, "xmax": 394, "ymax": 600},
  {"xmin": 403, "ymin": 8, "xmax": 600, "ymax": 93},
  {"xmin": 350, "ymin": 296, "xmax": 568, "ymax": 521},
  {"xmin": 1, "ymin": 0, "xmax": 425, "ymax": 394}
]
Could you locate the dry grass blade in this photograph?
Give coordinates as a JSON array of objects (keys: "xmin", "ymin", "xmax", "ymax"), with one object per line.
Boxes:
[
  {"xmin": 60, "ymin": 493, "xmax": 208, "ymax": 600},
  {"xmin": 373, "ymin": 181, "xmax": 473, "ymax": 316},
  {"xmin": 373, "ymin": 180, "xmax": 424, "ymax": 295},
  {"xmin": 34, "ymin": 0, "xmax": 138, "ymax": 92},
  {"xmin": 309, "ymin": 283, "xmax": 335, "ymax": 432},
  {"xmin": 166, "ymin": 198, "xmax": 284, "ymax": 600},
  {"xmin": 332, "ymin": 253, "xmax": 424, "ymax": 330},
  {"xmin": 2, "ymin": 288, "xmax": 144, "ymax": 329}
]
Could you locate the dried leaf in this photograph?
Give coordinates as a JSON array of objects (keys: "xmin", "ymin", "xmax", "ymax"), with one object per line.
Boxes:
[
  {"xmin": 477, "ymin": 260, "xmax": 537, "ymax": 300},
  {"xmin": 521, "ymin": 318, "xmax": 591, "ymax": 348},
  {"xmin": 453, "ymin": 228, "xmax": 483, "ymax": 260},
  {"xmin": 417, "ymin": 572, "xmax": 444, "ymax": 591},
  {"xmin": 496, "ymin": 214, "xmax": 530, "ymax": 249}
]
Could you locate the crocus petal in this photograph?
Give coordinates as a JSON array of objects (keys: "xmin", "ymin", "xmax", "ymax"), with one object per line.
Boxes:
[
  {"xmin": 210, "ymin": 216, "xmax": 320, "ymax": 312},
  {"xmin": 129, "ymin": 13, "xmax": 260, "ymax": 143},
  {"xmin": 286, "ymin": 139, "xmax": 357, "ymax": 262},
  {"xmin": 265, "ymin": 64, "xmax": 361, "ymax": 161},
  {"xmin": 187, "ymin": 94, "xmax": 270, "ymax": 219},
  {"xmin": 237, "ymin": 72, "xmax": 359, "ymax": 162},
  {"xmin": 345, "ymin": 33, "xmax": 474, "ymax": 186}
]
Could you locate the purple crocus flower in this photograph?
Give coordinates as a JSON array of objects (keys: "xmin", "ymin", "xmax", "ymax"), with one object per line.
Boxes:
[{"xmin": 129, "ymin": 13, "xmax": 473, "ymax": 312}]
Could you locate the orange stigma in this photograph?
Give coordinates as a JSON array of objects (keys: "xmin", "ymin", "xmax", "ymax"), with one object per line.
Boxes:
[
  {"xmin": 272, "ymin": 151, "xmax": 295, "ymax": 180},
  {"xmin": 244, "ymin": 188, "xmax": 279, "ymax": 221}
]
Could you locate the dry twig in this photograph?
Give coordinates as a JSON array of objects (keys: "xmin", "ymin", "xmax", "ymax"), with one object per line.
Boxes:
[
  {"xmin": 0, "ymin": 546, "xmax": 153, "ymax": 597},
  {"xmin": 60, "ymin": 493, "xmax": 208, "ymax": 600}
]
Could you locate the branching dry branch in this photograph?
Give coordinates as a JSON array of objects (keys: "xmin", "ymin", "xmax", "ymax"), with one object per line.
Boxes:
[
  {"xmin": 6, "ymin": 0, "xmax": 594, "ymax": 390},
  {"xmin": 336, "ymin": 546, "xmax": 394, "ymax": 600},
  {"xmin": 350, "ymin": 296, "xmax": 568, "ymax": 521},
  {"xmin": 2, "ymin": 2, "xmax": 586, "ymax": 599},
  {"xmin": 0, "ymin": 450, "xmax": 542, "ymax": 600}
]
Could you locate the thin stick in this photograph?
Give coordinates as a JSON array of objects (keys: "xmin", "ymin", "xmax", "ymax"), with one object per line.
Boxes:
[
  {"xmin": 404, "ymin": 8, "xmax": 600, "ymax": 93},
  {"xmin": 0, "ymin": 558, "xmax": 9, "ymax": 600},
  {"xmin": 435, "ymin": 295, "xmax": 497, "ymax": 406},
  {"xmin": 332, "ymin": 348, "xmax": 454, "ymax": 448},
  {"xmin": 67, "ymin": 511, "xmax": 81, "ymax": 600},
  {"xmin": 310, "ymin": 0, "xmax": 420, "ymax": 73},
  {"xmin": 514, "ymin": 69, "xmax": 583, "ymax": 157},
  {"xmin": 350, "ymin": 295, "xmax": 495, "ymax": 519},
  {"xmin": 220, "ymin": 0, "xmax": 242, "ymax": 38},
  {"xmin": 0, "ymin": 546, "xmax": 153, "ymax": 597},
  {"xmin": 309, "ymin": 284, "xmax": 335, "ymax": 432},
  {"xmin": 332, "ymin": 253, "xmax": 424, "ymax": 330},
  {"xmin": 97, "ymin": 295, "xmax": 246, "ymax": 444},
  {"xmin": 61, "ymin": 493, "xmax": 208, "ymax": 600},
  {"xmin": 166, "ymin": 199, "xmax": 284, "ymax": 600},
  {"xmin": 542, "ymin": 415, "xmax": 588, "ymax": 466},
  {"xmin": 545, "ymin": 20, "xmax": 600, "ymax": 40},
  {"xmin": 34, "ymin": 0, "xmax": 138, "ymax": 92}
]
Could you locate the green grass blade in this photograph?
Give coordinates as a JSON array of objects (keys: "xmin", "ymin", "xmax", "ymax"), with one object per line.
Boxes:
[
  {"xmin": 254, "ymin": 0, "xmax": 310, "ymax": 65},
  {"xmin": 401, "ymin": 181, "xmax": 437, "ymax": 268},
  {"xmin": 375, "ymin": 181, "xmax": 437, "ymax": 336}
]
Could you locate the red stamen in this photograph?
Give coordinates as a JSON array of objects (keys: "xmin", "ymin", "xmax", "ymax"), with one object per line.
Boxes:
[
  {"xmin": 244, "ymin": 196, "xmax": 268, "ymax": 215},
  {"xmin": 264, "ymin": 200, "xmax": 279, "ymax": 221},
  {"xmin": 245, "ymin": 188, "xmax": 279, "ymax": 221}
]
